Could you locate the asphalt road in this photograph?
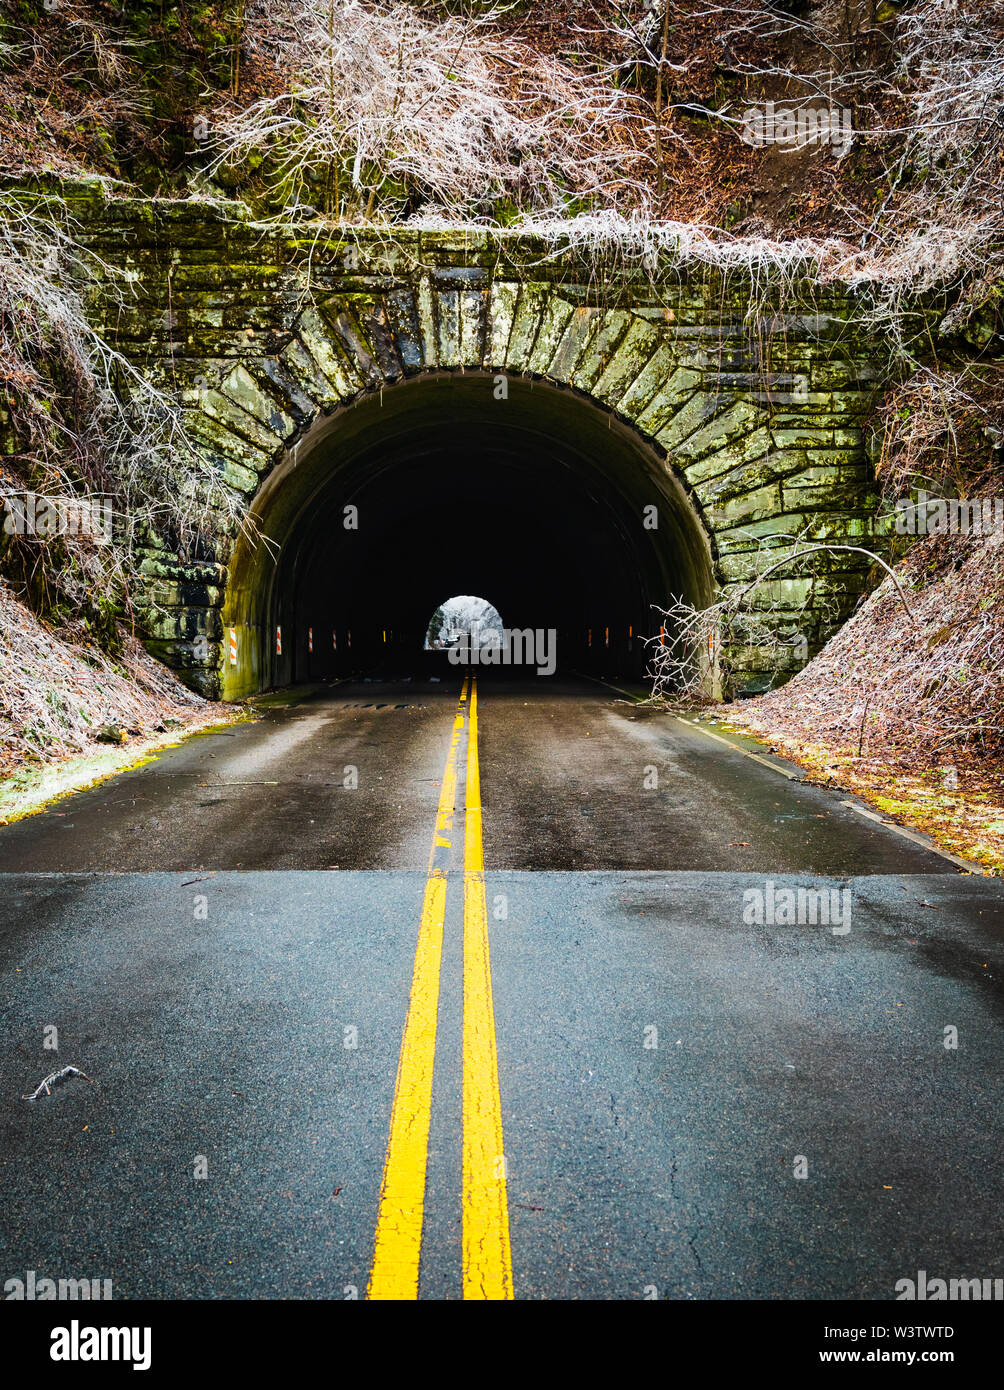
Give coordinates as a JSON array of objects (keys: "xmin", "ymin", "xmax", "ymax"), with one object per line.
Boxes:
[
  {"xmin": 0, "ymin": 677, "xmax": 962, "ymax": 874},
  {"xmin": 0, "ymin": 675, "xmax": 1000, "ymax": 1299}
]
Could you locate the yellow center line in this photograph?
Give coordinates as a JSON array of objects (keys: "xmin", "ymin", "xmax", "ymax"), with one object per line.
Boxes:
[
  {"xmin": 367, "ymin": 676, "xmax": 468, "ymax": 1301},
  {"xmin": 462, "ymin": 673, "xmax": 514, "ymax": 1299}
]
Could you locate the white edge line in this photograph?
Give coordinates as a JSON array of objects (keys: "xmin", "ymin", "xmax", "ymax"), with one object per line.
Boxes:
[
  {"xmin": 674, "ymin": 715, "xmax": 800, "ymax": 781},
  {"xmin": 837, "ymin": 799, "xmax": 982, "ymax": 874},
  {"xmin": 578, "ymin": 671, "xmax": 984, "ymax": 876}
]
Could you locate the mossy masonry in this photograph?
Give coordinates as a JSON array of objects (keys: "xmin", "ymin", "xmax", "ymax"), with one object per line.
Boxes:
[{"xmin": 6, "ymin": 176, "xmax": 935, "ymax": 698}]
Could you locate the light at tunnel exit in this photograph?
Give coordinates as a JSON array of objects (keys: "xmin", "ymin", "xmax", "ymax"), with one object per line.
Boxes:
[
  {"xmin": 222, "ymin": 374, "xmax": 715, "ymax": 697},
  {"xmin": 426, "ymin": 596, "xmax": 505, "ymax": 651}
]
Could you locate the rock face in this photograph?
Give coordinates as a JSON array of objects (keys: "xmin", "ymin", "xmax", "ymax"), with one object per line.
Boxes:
[{"xmin": 55, "ymin": 180, "xmax": 896, "ymax": 698}]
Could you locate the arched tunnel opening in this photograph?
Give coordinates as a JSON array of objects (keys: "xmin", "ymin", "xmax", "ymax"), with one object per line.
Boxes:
[
  {"xmin": 425, "ymin": 596, "xmax": 505, "ymax": 650},
  {"xmin": 222, "ymin": 374, "xmax": 716, "ymax": 698}
]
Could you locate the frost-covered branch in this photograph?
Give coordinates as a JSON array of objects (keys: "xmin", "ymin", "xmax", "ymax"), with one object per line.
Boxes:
[
  {"xmin": 643, "ymin": 529, "xmax": 910, "ymax": 705},
  {"xmin": 204, "ymin": 0, "xmax": 652, "ymax": 221},
  {"xmin": 0, "ymin": 191, "xmax": 251, "ymax": 637}
]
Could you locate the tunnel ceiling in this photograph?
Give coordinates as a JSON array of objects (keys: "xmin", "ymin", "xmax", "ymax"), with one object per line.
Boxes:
[{"xmin": 226, "ymin": 373, "xmax": 715, "ymax": 688}]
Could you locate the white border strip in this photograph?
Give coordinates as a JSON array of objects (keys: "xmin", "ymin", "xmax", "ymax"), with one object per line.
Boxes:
[{"xmin": 578, "ymin": 672, "xmax": 982, "ymax": 875}]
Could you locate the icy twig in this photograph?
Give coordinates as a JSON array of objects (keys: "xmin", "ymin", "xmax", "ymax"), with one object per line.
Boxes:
[{"xmin": 21, "ymin": 1065, "xmax": 94, "ymax": 1102}]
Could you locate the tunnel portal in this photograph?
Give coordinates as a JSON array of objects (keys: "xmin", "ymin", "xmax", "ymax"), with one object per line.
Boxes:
[{"xmin": 222, "ymin": 374, "xmax": 715, "ymax": 696}]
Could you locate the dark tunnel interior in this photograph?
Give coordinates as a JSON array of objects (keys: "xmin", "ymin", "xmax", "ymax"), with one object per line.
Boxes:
[{"xmin": 222, "ymin": 374, "xmax": 715, "ymax": 696}]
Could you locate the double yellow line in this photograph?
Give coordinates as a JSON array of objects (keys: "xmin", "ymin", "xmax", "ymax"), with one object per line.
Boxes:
[{"xmin": 368, "ymin": 674, "xmax": 513, "ymax": 1300}]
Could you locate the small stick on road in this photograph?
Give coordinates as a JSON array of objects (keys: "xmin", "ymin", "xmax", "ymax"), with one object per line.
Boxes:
[{"xmin": 21, "ymin": 1066, "xmax": 93, "ymax": 1101}]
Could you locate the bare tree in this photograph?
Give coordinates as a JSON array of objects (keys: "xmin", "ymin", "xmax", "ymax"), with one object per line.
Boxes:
[
  {"xmin": 0, "ymin": 190, "xmax": 251, "ymax": 639},
  {"xmin": 205, "ymin": 0, "xmax": 652, "ymax": 222},
  {"xmin": 644, "ymin": 529, "xmax": 914, "ymax": 706}
]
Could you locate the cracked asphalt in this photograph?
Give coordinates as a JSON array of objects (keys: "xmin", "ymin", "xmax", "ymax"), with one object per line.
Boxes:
[{"xmin": 0, "ymin": 676, "xmax": 1000, "ymax": 1298}]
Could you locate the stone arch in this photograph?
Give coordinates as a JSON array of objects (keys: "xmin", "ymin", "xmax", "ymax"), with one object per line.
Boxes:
[
  {"xmin": 140, "ymin": 252, "xmax": 880, "ymax": 698},
  {"xmin": 219, "ymin": 369, "xmax": 717, "ymax": 698}
]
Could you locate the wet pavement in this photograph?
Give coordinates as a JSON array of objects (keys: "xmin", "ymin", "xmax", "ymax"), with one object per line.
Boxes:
[
  {"xmin": 0, "ymin": 676, "xmax": 1000, "ymax": 1299},
  {"xmin": 0, "ymin": 677, "xmax": 960, "ymax": 875}
]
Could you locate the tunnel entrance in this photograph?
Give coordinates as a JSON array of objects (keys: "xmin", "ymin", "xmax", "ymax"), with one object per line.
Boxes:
[{"xmin": 222, "ymin": 373, "xmax": 716, "ymax": 698}]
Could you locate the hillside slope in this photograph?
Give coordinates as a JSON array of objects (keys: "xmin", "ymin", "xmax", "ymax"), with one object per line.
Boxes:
[
  {"xmin": 0, "ymin": 575, "xmax": 208, "ymax": 783},
  {"xmin": 728, "ymin": 529, "xmax": 1004, "ymax": 872}
]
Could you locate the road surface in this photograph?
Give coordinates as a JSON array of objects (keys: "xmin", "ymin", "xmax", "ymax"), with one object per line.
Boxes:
[{"xmin": 0, "ymin": 676, "xmax": 1000, "ymax": 1299}]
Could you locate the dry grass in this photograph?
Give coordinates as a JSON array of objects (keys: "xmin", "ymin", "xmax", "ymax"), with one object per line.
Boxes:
[
  {"xmin": 205, "ymin": 0, "xmax": 653, "ymax": 221},
  {"xmin": 732, "ymin": 530, "xmax": 1004, "ymax": 763},
  {"xmin": 727, "ymin": 527, "xmax": 1004, "ymax": 872},
  {"xmin": 0, "ymin": 575, "xmax": 206, "ymax": 777}
]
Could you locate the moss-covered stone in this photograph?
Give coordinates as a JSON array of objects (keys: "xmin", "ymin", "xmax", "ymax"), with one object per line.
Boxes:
[{"xmin": 26, "ymin": 180, "xmax": 913, "ymax": 696}]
